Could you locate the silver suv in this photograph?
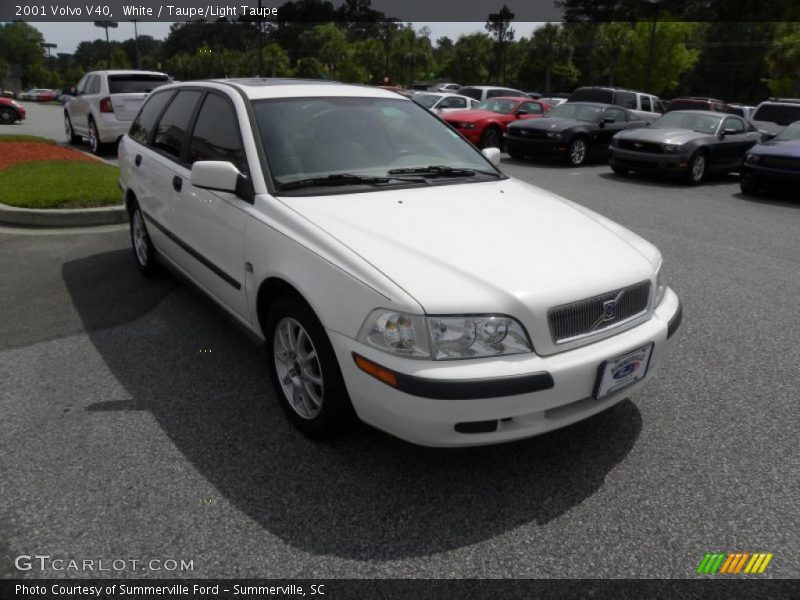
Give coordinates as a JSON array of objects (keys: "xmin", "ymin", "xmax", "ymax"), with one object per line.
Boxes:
[
  {"xmin": 750, "ymin": 98, "xmax": 800, "ymax": 139},
  {"xmin": 64, "ymin": 70, "xmax": 170, "ymax": 155}
]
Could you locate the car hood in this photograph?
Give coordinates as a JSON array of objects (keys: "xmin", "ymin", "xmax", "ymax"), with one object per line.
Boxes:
[
  {"xmin": 749, "ymin": 139, "xmax": 800, "ymax": 158},
  {"xmin": 443, "ymin": 109, "xmax": 504, "ymax": 122},
  {"xmin": 751, "ymin": 120, "xmax": 784, "ymax": 137},
  {"xmin": 280, "ymin": 179, "xmax": 659, "ymax": 355},
  {"xmin": 510, "ymin": 117, "xmax": 586, "ymax": 132},
  {"xmin": 616, "ymin": 127, "xmax": 709, "ymax": 145}
]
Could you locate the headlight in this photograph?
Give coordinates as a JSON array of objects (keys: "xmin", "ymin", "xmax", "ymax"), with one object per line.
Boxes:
[
  {"xmin": 358, "ymin": 310, "xmax": 533, "ymax": 360},
  {"xmin": 745, "ymin": 153, "xmax": 761, "ymax": 165},
  {"xmin": 546, "ymin": 131, "xmax": 561, "ymax": 139},
  {"xmin": 655, "ymin": 260, "xmax": 667, "ymax": 306},
  {"xmin": 663, "ymin": 144, "xmax": 680, "ymax": 153}
]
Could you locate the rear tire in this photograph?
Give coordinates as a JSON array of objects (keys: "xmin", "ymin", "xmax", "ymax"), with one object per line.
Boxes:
[
  {"xmin": 129, "ymin": 200, "xmax": 160, "ymax": 278},
  {"xmin": 265, "ymin": 294, "xmax": 356, "ymax": 439}
]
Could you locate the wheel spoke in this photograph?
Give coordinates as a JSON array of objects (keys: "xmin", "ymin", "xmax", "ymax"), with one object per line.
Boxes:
[{"xmin": 273, "ymin": 317, "xmax": 324, "ymax": 420}]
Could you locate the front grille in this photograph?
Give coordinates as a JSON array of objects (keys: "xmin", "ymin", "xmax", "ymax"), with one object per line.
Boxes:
[
  {"xmin": 548, "ymin": 281, "xmax": 651, "ymax": 344},
  {"xmin": 760, "ymin": 156, "xmax": 800, "ymax": 171},
  {"xmin": 515, "ymin": 129, "xmax": 547, "ymax": 139},
  {"xmin": 617, "ymin": 140, "xmax": 664, "ymax": 153}
]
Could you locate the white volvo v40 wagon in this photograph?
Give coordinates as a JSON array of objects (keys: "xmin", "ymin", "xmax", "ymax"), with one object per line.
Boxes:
[{"xmin": 118, "ymin": 79, "xmax": 682, "ymax": 447}]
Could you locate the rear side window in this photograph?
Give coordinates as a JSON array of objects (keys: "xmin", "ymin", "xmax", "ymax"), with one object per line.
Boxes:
[
  {"xmin": 568, "ymin": 88, "xmax": 613, "ymax": 103},
  {"xmin": 188, "ymin": 93, "xmax": 247, "ymax": 174},
  {"xmin": 459, "ymin": 87, "xmax": 482, "ymax": 101},
  {"xmin": 640, "ymin": 96, "xmax": 652, "ymax": 112},
  {"xmin": 486, "ymin": 89, "xmax": 506, "ymax": 99},
  {"xmin": 615, "ymin": 91, "xmax": 637, "ymax": 109},
  {"xmin": 87, "ymin": 76, "xmax": 101, "ymax": 95},
  {"xmin": 152, "ymin": 90, "xmax": 202, "ymax": 160},
  {"xmin": 752, "ymin": 104, "xmax": 800, "ymax": 126},
  {"xmin": 108, "ymin": 74, "xmax": 169, "ymax": 94},
  {"xmin": 129, "ymin": 91, "xmax": 173, "ymax": 145},
  {"xmin": 520, "ymin": 101, "xmax": 543, "ymax": 114}
]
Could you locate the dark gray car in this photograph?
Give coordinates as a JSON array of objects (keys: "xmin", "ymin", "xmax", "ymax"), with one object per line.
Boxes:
[{"xmin": 608, "ymin": 110, "xmax": 764, "ymax": 184}]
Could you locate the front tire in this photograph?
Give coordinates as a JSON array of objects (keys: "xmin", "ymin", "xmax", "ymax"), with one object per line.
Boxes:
[
  {"xmin": 479, "ymin": 126, "xmax": 502, "ymax": 149},
  {"xmin": 0, "ymin": 107, "xmax": 17, "ymax": 125},
  {"xmin": 266, "ymin": 295, "xmax": 355, "ymax": 439},
  {"xmin": 567, "ymin": 136, "xmax": 588, "ymax": 166},
  {"xmin": 129, "ymin": 200, "xmax": 160, "ymax": 277},
  {"xmin": 687, "ymin": 151, "xmax": 707, "ymax": 185}
]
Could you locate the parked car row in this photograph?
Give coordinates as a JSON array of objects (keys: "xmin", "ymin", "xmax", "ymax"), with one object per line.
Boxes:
[{"xmin": 20, "ymin": 88, "xmax": 59, "ymax": 102}]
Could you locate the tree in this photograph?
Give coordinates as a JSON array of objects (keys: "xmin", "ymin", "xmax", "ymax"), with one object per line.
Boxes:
[
  {"xmin": 245, "ymin": 42, "xmax": 292, "ymax": 77},
  {"xmin": 485, "ymin": 4, "xmax": 515, "ymax": 84},
  {"xmin": 389, "ymin": 26, "xmax": 433, "ymax": 86},
  {"xmin": 0, "ymin": 22, "xmax": 46, "ymax": 87},
  {"xmin": 765, "ymin": 23, "xmax": 800, "ymax": 97},
  {"xmin": 300, "ymin": 24, "xmax": 350, "ymax": 79},
  {"xmin": 594, "ymin": 23, "xmax": 636, "ymax": 86},
  {"xmin": 446, "ymin": 33, "xmax": 493, "ymax": 86},
  {"xmin": 527, "ymin": 23, "xmax": 578, "ymax": 93},
  {"xmin": 294, "ymin": 56, "xmax": 324, "ymax": 78}
]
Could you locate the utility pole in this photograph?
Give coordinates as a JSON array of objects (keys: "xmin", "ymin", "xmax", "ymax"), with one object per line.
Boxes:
[
  {"xmin": 94, "ymin": 21, "xmax": 119, "ymax": 68},
  {"xmin": 131, "ymin": 20, "xmax": 141, "ymax": 69}
]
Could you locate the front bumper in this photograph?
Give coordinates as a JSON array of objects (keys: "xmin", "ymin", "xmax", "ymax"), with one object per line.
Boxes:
[
  {"xmin": 741, "ymin": 164, "xmax": 800, "ymax": 190},
  {"xmin": 450, "ymin": 126, "xmax": 481, "ymax": 144},
  {"xmin": 330, "ymin": 287, "xmax": 681, "ymax": 447},
  {"xmin": 609, "ymin": 148, "xmax": 690, "ymax": 172},
  {"xmin": 504, "ymin": 134, "xmax": 568, "ymax": 156}
]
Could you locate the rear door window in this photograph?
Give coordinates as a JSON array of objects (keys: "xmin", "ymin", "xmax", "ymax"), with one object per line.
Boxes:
[
  {"xmin": 640, "ymin": 96, "xmax": 652, "ymax": 112},
  {"xmin": 129, "ymin": 91, "xmax": 173, "ymax": 145},
  {"xmin": 152, "ymin": 90, "xmax": 203, "ymax": 161},
  {"xmin": 458, "ymin": 87, "xmax": 482, "ymax": 101},
  {"xmin": 108, "ymin": 74, "xmax": 170, "ymax": 94},
  {"xmin": 615, "ymin": 91, "xmax": 637, "ymax": 109},
  {"xmin": 569, "ymin": 88, "xmax": 613, "ymax": 103},
  {"xmin": 752, "ymin": 104, "xmax": 800, "ymax": 126},
  {"xmin": 188, "ymin": 93, "xmax": 247, "ymax": 174}
]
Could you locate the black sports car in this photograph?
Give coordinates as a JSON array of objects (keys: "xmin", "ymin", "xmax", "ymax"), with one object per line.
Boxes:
[
  {"xmin": 504, "ymin": 102, "xmax": 654, "ymax": 166},
  {"xmin": 608, "ymin": 110, "xmax": 765, "ymax": 185}
]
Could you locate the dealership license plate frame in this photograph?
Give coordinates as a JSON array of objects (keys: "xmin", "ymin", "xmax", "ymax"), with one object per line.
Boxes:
[{"xmin": 593, "ymin": 342, "xmax": 654, "ymax": 401}]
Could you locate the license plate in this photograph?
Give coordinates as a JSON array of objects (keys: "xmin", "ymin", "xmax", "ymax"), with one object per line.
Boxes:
[{"xmin": 594, "ymin": 343, "xmax": 654, "ymax": 400}]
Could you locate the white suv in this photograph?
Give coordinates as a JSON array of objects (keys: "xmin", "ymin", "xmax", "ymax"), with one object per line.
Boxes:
[
  {"xmin": 64, "ymin": 70, "xmax": 170, "ymax": 154},
  {"xmin": 118, "ymin": 79, "xmax": 681, "ymax": 447}
]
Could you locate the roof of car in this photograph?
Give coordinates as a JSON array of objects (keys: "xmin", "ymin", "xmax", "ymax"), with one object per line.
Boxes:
[
  {"xmin": 89, "ymin": 70, "xmax": 169, "ymax": 76},
  {"xmin": 196, "ymin": 78, "xmax": 406, "ymax": 101},
  {"xmin": 664, "ymin": 109, "xmax": 730, "ymax": 117},
  {"xmin": 669, "ymin": 97, "xmax": 726, "ymax": 103}
]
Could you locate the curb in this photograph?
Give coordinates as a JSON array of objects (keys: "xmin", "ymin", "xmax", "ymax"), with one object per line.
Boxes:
[{"xmin": 0, "ymin": 202, "xmax": 128, "ymax": 228}]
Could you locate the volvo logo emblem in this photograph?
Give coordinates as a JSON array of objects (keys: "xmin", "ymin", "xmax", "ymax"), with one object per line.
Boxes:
[{"xmin": 591, "ymin": 291, "xmax": 625, "ymax": 331}]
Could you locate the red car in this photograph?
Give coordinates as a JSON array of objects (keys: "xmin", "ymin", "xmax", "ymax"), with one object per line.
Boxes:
[
  {"xmin": 0, "ymin": 97, "xmax": 26, "ymax": 124},
  {"xmin": 442, "ymin": 97, "xmax": 550, "ymax": 148}
]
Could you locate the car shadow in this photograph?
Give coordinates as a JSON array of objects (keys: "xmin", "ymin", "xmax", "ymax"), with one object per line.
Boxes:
[
  {"xmin": 62, "ymin": 250, "xmax": 642, "ymax": 560},
  {"xmin": 596, "ymin": 170, "xmax": 740, "ymax": 188},
  {"xmin": 733, "ymin": 191, "xmax": 800, "ymax": 208}
]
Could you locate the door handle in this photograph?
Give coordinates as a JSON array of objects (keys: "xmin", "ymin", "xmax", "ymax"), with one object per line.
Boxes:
[
  {"xmin": 134, "ymin": 154, "xmax": 142, "ymax": 167},
  {"xmin": 172, "ymin": 176, "xmax": 182, "ymax": 192}
]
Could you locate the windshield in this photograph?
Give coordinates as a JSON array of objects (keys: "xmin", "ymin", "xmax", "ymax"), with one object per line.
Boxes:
[
  {"xmin": 253, "ymin": 97, "xmax": 499, "ymax": 192},
  {"xmin": 774, "ymin": 121, "xmax": 800, "ymax": 141},
  {"xmin": 650, "ymin": 111, "xmax": 722, "ymax": 134},
  {"xmin": 546, "ymin": 103, "xmax": 603, "ymax": 122},
  {"xmin": 475, "ymin": 99, "xmax": 517, "ymax": 114},
  {"xmin": 752, "ymin": 104, "xmax": 800, "ymax": 127},
  {"xmin": 413, "ymin": 93, "xmax": 440, "ymax": 108}
]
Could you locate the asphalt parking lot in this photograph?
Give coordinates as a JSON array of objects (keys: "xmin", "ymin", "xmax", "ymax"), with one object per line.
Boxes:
[{"xmin": 1, "ymin": 147, "xmax": 799, "ymax": 578}]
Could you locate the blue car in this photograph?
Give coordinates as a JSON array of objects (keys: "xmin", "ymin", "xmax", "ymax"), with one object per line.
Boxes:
[{"xmin": 740, "ymin": 121, "xmax": 800, "ymax": 195}]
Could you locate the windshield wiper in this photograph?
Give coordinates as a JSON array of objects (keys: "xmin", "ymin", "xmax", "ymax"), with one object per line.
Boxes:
[
  {"xmin": 386, "ymin": 165, "xmax": 502, "ymax": 178},
  {"xmin": 279, "ymin": 173, "xmax": 425, "ymax": 191}
]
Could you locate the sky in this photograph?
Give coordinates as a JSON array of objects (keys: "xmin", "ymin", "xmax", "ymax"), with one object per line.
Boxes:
[{"xmin": 31, "ymin": 22, "xmax": 543, "ymax": 55}]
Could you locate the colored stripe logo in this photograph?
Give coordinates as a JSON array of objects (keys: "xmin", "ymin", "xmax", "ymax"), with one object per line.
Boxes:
[{"xmin": 696, "ymin": 552, "xmax": 773, "ymax": 574}]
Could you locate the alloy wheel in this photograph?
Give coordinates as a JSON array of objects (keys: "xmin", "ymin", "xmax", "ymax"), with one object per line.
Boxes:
[
  {"xmin": 273, "ymin": 317, "xmax": 324, "ymax": 420},
  {"xmin": 132, "ymin": 210, "xmax": 149, "ymax": 266},
  {"xmin": 569, "ymin": 138, "xmax": 587, "ymax": 165}
]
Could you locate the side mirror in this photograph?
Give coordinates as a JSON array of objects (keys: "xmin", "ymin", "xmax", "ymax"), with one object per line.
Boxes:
[
  {"xmin": 482, "ymin": 146, "xmax": 501, "ymax": 166},
  {"xmin": 191, "ymin": 161, "xmax": 253, "ymax": 202},
  {"xmin": 722, "ymin": 128, "xmax": 738, "ymax": 136},
  {"xmin": 603, "ymin": 116, "xmax": 615, "ymax": 123},
  {"xmin": 515, "ymin": 109, "xmax": 528, "ymax": 116}
]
